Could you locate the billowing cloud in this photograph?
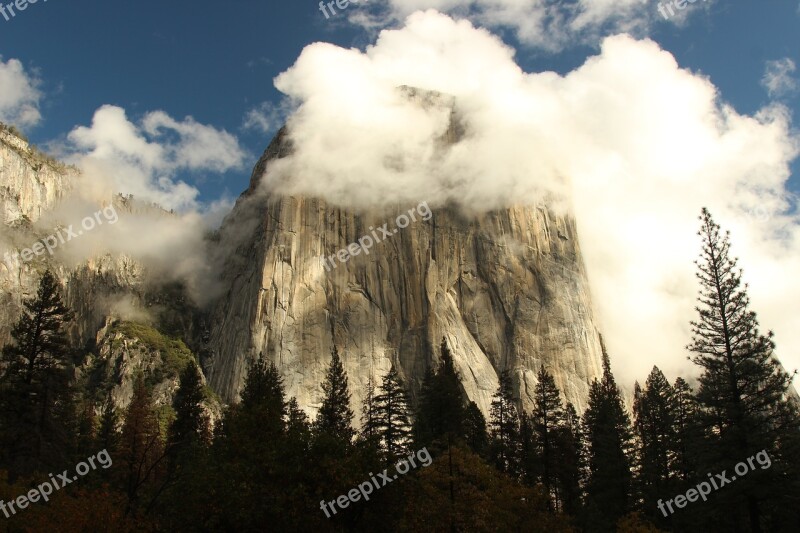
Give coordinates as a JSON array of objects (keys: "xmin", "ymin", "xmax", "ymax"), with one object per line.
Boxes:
[
  {"xmin": 762, "ymin": 58, "xmax": 798, "ymax": 99},
  {"xmin": 11, "ymin": 105, "xmax": 251, "ymax": 304},
  {"xmin": 55, "ymin": 105, "xmax": 248, "ymax": 212},
  {"xmin": 0, "ymin": 57, "xmax": 42, "ymax": 129},
  {"xmin": 264, "ymin": 10, "xmax": 800, "ymax": 388},
  {"xmin": 347, "ymin": 0, "xmax": 714, "ymax": 51}
]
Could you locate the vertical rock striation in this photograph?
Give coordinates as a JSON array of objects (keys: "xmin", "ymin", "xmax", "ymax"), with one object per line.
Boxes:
[{"xmin": 205, "ymin": 129, "xmax": 605, "ymax": 420}]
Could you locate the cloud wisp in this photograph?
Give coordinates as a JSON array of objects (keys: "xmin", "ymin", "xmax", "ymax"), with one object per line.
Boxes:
[
  {"xmin": 762, "ymin": 58, "xmax": 798, "ymax": 99},
  {"xmin": 54, "ymin": 105, "xmax": 247, "ymax": 213}
]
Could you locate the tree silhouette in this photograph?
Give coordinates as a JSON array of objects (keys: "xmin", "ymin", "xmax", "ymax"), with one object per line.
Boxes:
[
  {"xmin": 315, "ymin": 346, "xmax": 355, "ymax": 444},
  {"xmin": 689, "ymin": 208, "xmax": 799, "ymax": 531},
  {"xmin": 582, "ymin": 342, "xmax": 633, "ymax": 532},
  {"xmin": 489, "ymin": 369, "xmax": 521, "ymax": 476},
  {"xmin": 374, "ymin": 365, "xmax": 414, "ymax": 462},
  {"xmin": 0, "ymin": 269, "xmax": 75, "ymax": 478}
]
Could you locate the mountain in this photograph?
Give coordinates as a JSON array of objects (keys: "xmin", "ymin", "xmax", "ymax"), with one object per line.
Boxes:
[
  {"xmin": 0, "ymin": 123, "xmax": 216, "ymax": 416},
  {"xmin": 203, "ymin": 119, "xmax": 605, "ymax": 418},
  {"xmin": 0, "ymin": 113, "xmax": 605, "ymax": 422}
]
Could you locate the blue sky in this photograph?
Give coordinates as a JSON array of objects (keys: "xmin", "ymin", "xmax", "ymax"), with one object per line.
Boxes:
[{"xmin": 1, "ymin": 0, "xmax": 798, "ymax": 203}]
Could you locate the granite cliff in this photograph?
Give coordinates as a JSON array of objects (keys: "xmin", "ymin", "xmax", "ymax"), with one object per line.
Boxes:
[
  {"xmin": 204, "ymin": 124, "xmax": 605, "ymax": 419},
  {"xmin": 0, "ymin": 113, "xmax": 605, "ymax": 422},
  {"xmin": 0, "ymin": 123, "xmax": 214, "ymax": 415}
]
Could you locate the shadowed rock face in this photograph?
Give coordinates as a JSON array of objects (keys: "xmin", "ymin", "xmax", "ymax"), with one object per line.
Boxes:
[
  {"xmin": 205, "ymin": 127, "xmax": 605, "ymax": 420},
  {"xmin": 0, "ymin": 126, "xmax": 76, "ymax": 343}
]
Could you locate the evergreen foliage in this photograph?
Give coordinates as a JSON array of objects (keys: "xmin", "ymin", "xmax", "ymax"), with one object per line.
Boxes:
[
  {"xmin": 489, "ymin": 369, "xmax": 521, "ymax": 476},
  {"xmin": 315, "ymin": 346, "xmax": 355, "ymax": 444},
  {"xmin": 0, "ymin": 270, "xmax": 76, "ymax": 478},
  {"xmin": 373, "ymin": 365, "xmax": 414, "ymax": 462},
  {"xmin": 532, "ymin": 366, "xmax": 566, "ymax": 508},
  {"xmin": 582, "ymin": 342, "xmax": 634, "ymax": 532},
  {"xmin": 688, "ymin": 208, "xmax": 800, "ymax": 531},
  {"xmin": 414, "ymin": 338, "xmax": 466, "ymax": 447}
]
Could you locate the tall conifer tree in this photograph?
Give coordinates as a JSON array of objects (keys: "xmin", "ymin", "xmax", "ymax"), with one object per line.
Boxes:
[
  {"xmin": 632, "ymin": 366, "xmax": 676, "ymax": 526},
  {"xmin": 582, "ymin": 342, "xmax": 633, "ymax": 532},
  {"xmin": 689, "ymin": 208, "xmax": 799, "ymax": 531},
  {"xmin": 555, "ymin": 402, "xmax": 584, "ymax": 516},
  {"xmin": 463, "ymin": 400, "xmax": 489, "ymax": 457},
  {"xmin": 0, "ymin": 269, "xmax": 75, "ymax": 477},
  {"xmin": 670, "ymin": 377, "xmax": 699, "ymax": 484},
  {"xmin": 119, "ymin": 375, "xmax": 165, "ymax": 515},
  {"xmin": 414, "ymin": 338, "xmax": 465, "ymax": 447},
  {"xmin": 360, "ymin": 374, "xmax": 380, "ymax": 446},
  {"xmin": 169, "ymin": 360, "xmax": 210, "ymax": 455},
  {"xmin": 489, "ymin": 369, "xmax": 521, "ymax": 476},
  {"xmin": 532, "ymin": 367, "xmax": 566, "ymax": 509},
  {"xmin": 374, "ymin": 365, "xmax": 414, "ymax": 462},
  {"xmin": 315, "ymin": 346, "xmax": 355, "ymax": 444}
]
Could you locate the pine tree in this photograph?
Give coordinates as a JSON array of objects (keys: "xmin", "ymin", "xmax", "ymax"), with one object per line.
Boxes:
[
  {"xmin": 688, "ymin": 208, "xmax": 800, "ymax": 531},
  {"xmin": 76, "ymin": 400, "xmax": 98, "ymax": 457},
  {"xmin": 240, "ymin": 357, "xmax": 286, "ymax": 426},
  {"xmin": 359, "ymin": 374, "xmax": 380, "ymax": 446},
  {"xmin": 414, "ymin": 338, "xmax": 465, "ymax": 447},
  {"xmin": 119, "ymin": 375, "xmax": 165, "ymax": 515},
  {"xmin": 374, "ymin": 365, "xmax": 414, "ymax": 462},
  {"xmin": 413, "ymin": 338, "xmax": 465, "ymax": 532},
  {"xmin": 96, "ymin": 391, "xmax": 120, "ymax": 453},
  {"xmin": 632, "ymin": 367, "xmax": 676, "ymax": 525},
  {"xmin": 283, "ymin": 397, "xmax": 312, "ymax": 492},
  {"xmin": 533, "ymin": 367, "xmax": 566, "ymax": 509},
  {"xmin": 156, "ymin": 362, "xmax": 212, "ymax": 525},
  {"xmin": 169, "ymin": 361, "xmax": 210, "ymax": 455},
  {"xmin": 670, "ymin": 377, "xmax": 699, "ymax": 483},
  {"xmin": 519, "ymin": 411, "xmax": 538, "ymax": 486},
  {"xmin": 489, "ymin": 369, "xmax": 521, "ymax": 476},
  {"xmin": 582, "ymin": 342, "xmax": 633, "ymax": 532},
  {"xmin": 463, "ymin": 401, "xmax": 488, "ymax": 457},
  {"xmin": 555, "ymin": 402, "xmax": 584, "ymax": 517},
  {"xmin": 315, "ymin": 346, "xmax": 355, "ymax": 444},
  {"xmin": 0, "ymin": 269, "xmax": 75, "ymax": 477},
  {"xmin": 286, "ymin": 397, "xmax": 311, "ymax": 446},
  {"xmin": 211, "ymin": 357, "xmax": 290, "ymax": 530}
]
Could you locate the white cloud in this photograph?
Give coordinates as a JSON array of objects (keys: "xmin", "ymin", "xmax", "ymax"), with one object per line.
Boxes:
[
  {"xmin": 141, "ymin": 112, "xmax": 246, "ymax": 172},
  {"xmin": 57, "ymin": 105, "xmax": 248, "ymax": 212},
  {"xmin": 0, "ymin": 57, "xmax": 42, "ymax": 129},
  {"xmin": 349, "ymin": 1, "xmax": 711, "ymax": 50},
  {"xmin": 264, "ymin": 11, "xmax": 800, "ymax": 388},
  {"xmin": 9, "ymin": 106, "xmax": 251, "ymax": 304},
  {"xmin": 762, "ymin": 58, "xmax": 798, "ymax": 99}
]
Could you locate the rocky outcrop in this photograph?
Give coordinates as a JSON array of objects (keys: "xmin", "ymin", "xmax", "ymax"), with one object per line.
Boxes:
[
  {"xmin": 0, "ymin": 113, "xmax": 606, "ymax": 424},
  {"xmin": 0, "ymin": 125, "xmax": 212, "ymax": 421},
  {"xmin": 205, "ymin": 130, "xmax": 605, "ymax": 420},
  {"xmin": 0, "ymin": 123, "xmax": 75, "ymax": 225},
  {"xmin": 1, "ymin": 123, "xmax": 81, "ymax": 344},
  {"xmin": 80, "ymin": 318, "xmax": 221, "ymax": 422}
]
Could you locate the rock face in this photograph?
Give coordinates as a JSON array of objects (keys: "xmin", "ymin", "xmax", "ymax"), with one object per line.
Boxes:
[
  {"xmin": 0, "ymin": 115, "xmax": 606, "ymax": 423},
  {"xmin": 0, "ymin": 125, "xmax": 207, "ymax": 418},
  {"xmin": 0, "ymin": 125, "xmax": 197, "ymax": 350},
  {"xmin": 0, "ymin": 123, "xmax": 79, "ymax": 343},
  {"xmin": 0, "ymin": 124, "xmax": 74, "ymax": 225},
  {"xmin": 80, "ymin": 319, "xmax": 221, "ymax": 422},
  {"xmin": 205, "ymin": 130, "xmax": 605, "ymax": 419},
  {"xmin": 0, "ymin": 125, "xmax": 148, "ymax": 347}
]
